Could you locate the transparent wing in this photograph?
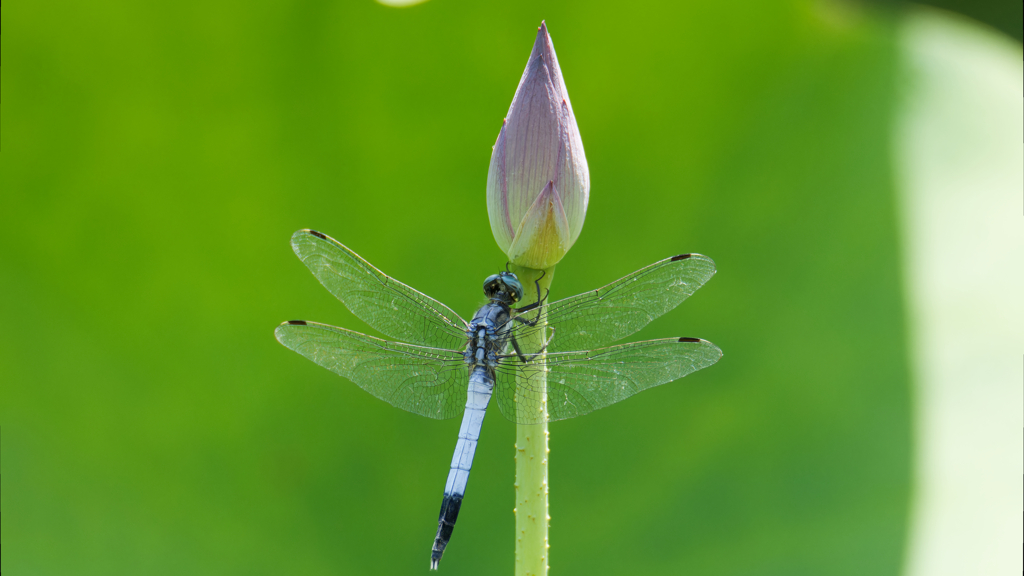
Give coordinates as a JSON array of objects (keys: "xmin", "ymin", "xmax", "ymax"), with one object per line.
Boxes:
[
  {"xmin": 511, "ymin": 254, "xmax": 716, "ymax": 353},
  {"xmin": 290, "ymin": 229, "xmax": 468, "ymax": 350},
  {"xmin": 275, "ymin": 320, "xmax": 468, "ymax": 420},
  {"xmin": 493, "ymin": 337, "xmax": 722, "ymax": 424}
]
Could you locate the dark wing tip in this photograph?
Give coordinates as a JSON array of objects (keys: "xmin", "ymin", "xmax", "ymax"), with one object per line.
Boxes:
[
  {"xmin": 286, "ymin": 320, "xmax": 308, "ymax": 326},
  {"xmin": 678, "ymin": 337, "xmax": 702, "ymax": 342},
  {"xmin": 671, "ymin": 254, "xmax": 692, "ymax": 261},
  {"xmin": 306, "ymin": 229, "xmax": 327, "ymax": 239}
]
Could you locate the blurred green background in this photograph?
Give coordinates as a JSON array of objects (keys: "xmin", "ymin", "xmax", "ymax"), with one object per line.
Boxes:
[{"xmin": 6, "ymin": 0, "xmax": 1011, "ymax": 574}]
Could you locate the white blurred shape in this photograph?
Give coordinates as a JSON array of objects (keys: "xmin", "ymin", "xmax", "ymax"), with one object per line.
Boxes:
[
  {"xmin": 897, "ymin": 8, "xmax": 1024, "ymax": 576},
  {"xmin": 376, "ymin": 0, "xmax": 429, "ymax": 7}
]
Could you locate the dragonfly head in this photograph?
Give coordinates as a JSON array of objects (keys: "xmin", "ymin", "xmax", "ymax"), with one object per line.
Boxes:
[{"xmin": 483, "ymin": 272, "xmax": 524, "ymax": 304}]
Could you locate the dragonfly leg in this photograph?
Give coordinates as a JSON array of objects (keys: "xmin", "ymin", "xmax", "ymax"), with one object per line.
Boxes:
[
  {"xmin": 513, "ymin": 314, "xmax": 538, "ymax": 328},
  {"xmin": 513, "ymin": 271, "xmax": 549, "ymax": 325},
  {"xmin": 509, "ymin": 325, "xmax": 555, "ymax": 363}
]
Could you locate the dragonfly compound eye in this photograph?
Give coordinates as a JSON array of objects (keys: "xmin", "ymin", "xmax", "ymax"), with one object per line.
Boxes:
[
  {"xmin": 500, "ymin": 273, "xmax": 524, "ymax": 303},
  {"xmin": 482, "ymin": 274, "xmax": 502, "ymax": 299}
]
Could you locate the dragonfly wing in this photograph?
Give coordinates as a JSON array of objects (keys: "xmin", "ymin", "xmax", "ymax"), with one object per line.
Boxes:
[
  {"xmin": 514, "ymin": 254, "xmax": 716, "ymax": 353},
  {"xmin": 275, "ymin": 320, "xmax": 468, "ymax": 420},
  {"xmin": 493, "ymin": 337, "xmax": 722, "ymax": 424},
  {"xmin": 290, "ymin": 229, "xmax": 468, "ymax": 350}
]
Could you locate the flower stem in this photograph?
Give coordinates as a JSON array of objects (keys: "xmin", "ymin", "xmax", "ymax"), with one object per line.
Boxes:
[{"xmin": 511, "ymin": 265, "xmax": 554, "ymax": 576}]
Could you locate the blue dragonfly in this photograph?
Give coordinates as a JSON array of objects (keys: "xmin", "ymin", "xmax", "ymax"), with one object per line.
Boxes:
[{"xmin": 275, "ymin": 229, "xmax": 721, "ymax": 569}]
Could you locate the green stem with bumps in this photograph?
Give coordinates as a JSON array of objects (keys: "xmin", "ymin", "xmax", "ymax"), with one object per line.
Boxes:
[{"xmin": 510, "ymin": 265, "xmax": 554, "ymax": 576}]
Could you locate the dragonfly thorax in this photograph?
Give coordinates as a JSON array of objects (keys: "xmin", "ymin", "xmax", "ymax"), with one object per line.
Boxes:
[
  {"xmin": 463, "ymin": 302, "xmax": 512, "ymax": 370},
  {"xmin": 482, "ymin": 271, "xmax": 523, "ymax": 305}
]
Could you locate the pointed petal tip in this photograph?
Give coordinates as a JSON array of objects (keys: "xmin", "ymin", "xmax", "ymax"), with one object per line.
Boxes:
[{"xmin": 533, "ymin": 21, "xmax": 552, "ymax": 53}]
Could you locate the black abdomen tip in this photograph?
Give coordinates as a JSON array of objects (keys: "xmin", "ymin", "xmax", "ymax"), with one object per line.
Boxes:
[
  {"xmin": 671, "ymin": 254, "xmax": 692, "ymax": 261},
  {"xmin": 679, "ymin": 337, "xmax": 701, "ymax": 342},
  {"xmin": 287, "ymin": 320, "xmax": 308, "ymax": 326}
]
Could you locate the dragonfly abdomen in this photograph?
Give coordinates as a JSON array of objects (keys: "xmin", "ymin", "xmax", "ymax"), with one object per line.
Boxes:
[{"xmin": 430, "ymin": 366, "xmax": 494, "ymax": 570}]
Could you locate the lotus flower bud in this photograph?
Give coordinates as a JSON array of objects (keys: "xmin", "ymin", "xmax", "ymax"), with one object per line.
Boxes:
[{"xmin": 487, "ymin": 22, "xmax": 590, "ymax": 270}]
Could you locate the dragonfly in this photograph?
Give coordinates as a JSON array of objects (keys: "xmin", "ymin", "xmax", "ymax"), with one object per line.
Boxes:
[{"xmin": 275, "ymin": 229, "xmax": 722, "ymax": 570}]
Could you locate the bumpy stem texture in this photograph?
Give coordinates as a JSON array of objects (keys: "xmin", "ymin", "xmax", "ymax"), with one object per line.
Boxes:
[{"xmin": 511, "ymin": 265, "xmax": 554, "ymax": 576}]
